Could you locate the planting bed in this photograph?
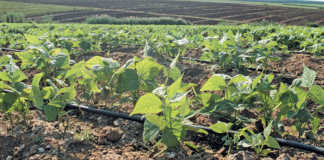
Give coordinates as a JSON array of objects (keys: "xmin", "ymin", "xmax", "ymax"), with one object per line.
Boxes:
[
  {"xmin": 0, "ymin": 48, "xmax": 323, "ymax": 159},
  {"xmin": 0, "ymin": 49, "xmax": 324, "ymax": 160},
  {"xmin": 0, "ymin": 24, "xmax": 324, "ymax": 159}
]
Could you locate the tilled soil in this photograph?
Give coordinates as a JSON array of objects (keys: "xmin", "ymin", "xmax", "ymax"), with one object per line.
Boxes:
[{"xmin": 11, "ymin": 0, "xmax": 324, "ymax": 25}]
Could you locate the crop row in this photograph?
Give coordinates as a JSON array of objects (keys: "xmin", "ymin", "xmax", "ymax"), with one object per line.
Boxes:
[{"xmin": 0, "ymin": 23, "xmax": 324, "ymax": 155}]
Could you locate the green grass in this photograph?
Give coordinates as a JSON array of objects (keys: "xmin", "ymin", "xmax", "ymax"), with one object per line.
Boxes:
[
  {"xmin": 86, "ymin": 15, "xmax": 191, "ymax": 25},
  {"xmin": 0, "ymin": 1, "xmax": 96, "ymax": 16}
]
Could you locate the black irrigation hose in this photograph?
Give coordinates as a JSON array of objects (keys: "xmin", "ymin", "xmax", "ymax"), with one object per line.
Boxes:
[
  {"xmin": 66, "ymin": 103, "xmax": 324, "ymax": 155},
  {"xmin": 66, "ymin": 103, "xmax": 145, "ymax": 123},
  {"xmin": 0, "ymin": 48, "xmax": 25, "ymax": 52}
]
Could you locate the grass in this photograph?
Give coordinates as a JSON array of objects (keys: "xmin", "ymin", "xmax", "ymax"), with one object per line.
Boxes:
[
  {"xmin": 86, "ymin": 15, "xmax": 191, "ymax": 25},
  {"xmin": 0, "ymin": 1, "xmax": 96, "ymax": 16}
]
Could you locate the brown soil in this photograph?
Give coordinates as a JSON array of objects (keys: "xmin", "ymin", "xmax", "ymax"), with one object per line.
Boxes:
[
  {"xmin": 14, "ymin": 0, "xmax": 324, "ymax": 25},
  {"xmin": 270, "ymin": 53, "xmax": 324, "ymax": 86}
]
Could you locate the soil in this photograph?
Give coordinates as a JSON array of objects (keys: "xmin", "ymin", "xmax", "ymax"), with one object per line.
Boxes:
[
  {"xmin": 270, "ymin": 53, "xmax": 324, "ymax": 86},
  {"xmin": 11, "ymin": 0, "xmax": 324, "ymax": 25}
]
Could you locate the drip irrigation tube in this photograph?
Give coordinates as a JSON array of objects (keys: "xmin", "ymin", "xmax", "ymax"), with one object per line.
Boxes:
[{"xmin": 66, "ymin": 103, "xmax": 324, "ymax": 155}]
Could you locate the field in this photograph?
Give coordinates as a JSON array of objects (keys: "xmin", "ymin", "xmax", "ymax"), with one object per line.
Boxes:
[
  {"xmin": 0, "ymin": 23, "xmax": 323, "ymax": 159},
  {"xmin": 179, "ymin": 0, "xmax": 324, "ymax": 9},
  {"xmin": 2, "ymin": 0, "xmax": 324, "ymax": 25},
  {"xmin": 0, "ymin": 1, "xmax": 95, "ymax": 17}
]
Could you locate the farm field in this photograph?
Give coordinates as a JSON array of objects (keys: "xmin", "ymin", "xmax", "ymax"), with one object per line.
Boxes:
[
  {"xmin": 2, "ymin": 0, "xmax": 324, "ymax": 25},
  {"xmin": 0, "ymin": 23, "xmax": 323, "ymax": 159},
  {"xmin": 0, "ymin": 1, "xmax": 96, "ymax": 17},
  {"xmin": 177, "ymin": 0, "xmax": 324, "ymax": 9}
]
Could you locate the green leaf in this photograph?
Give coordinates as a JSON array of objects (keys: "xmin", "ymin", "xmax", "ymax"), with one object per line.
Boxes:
[
  {"xmin": 131, "ymin": 93, "xmax": 162, "ymax": 115},
  {"xmin": 85, "ymin": 56, "xmax": 104, "ymax": 68},
  {"xmin": 25, "ymin": 34, "xmax": 42, "ymax": 45},
  {"xmin": 1, "ymin": 93, "xmax": 18, "ymax": 112},
  {"xmin": 13, "ymin": 82, "xmax": 27, "ymax": 92},
  {"xmin": 44, "ymin": 105, "xmax": 58, "ymax": 121},
  {"xmin": 309, "ymin": 85, "xmax": 324, "ymax": 105},
  {"xmin": 301, "ymin": 65, "xmax": 316, "ymax": 88},
  {"xmin": 167, "ymin": 75, "xmax": 183, "ymax": 98},
  {"xmin": 143, "ymin": 120, "xmax": 160, "ymax": 143},
  {"xmin": 146, "ymin": 115, "xmax": 167, "ymax": 130},
  {"xmin": 15, "ymin": 51, "xmax": 36, "ymax": 69},
  {"xmin": 51, "ymin": 87, "xmax": 76, "ymax": 105},
  {"xmin": 184, "ymin": 141, "xmax": 200, "ymax": 151},
  {"xmin": 170, "ymin": 52, "xmax": 180, "ymax": 69},
  {"xmin": 229, "ymin": 75, "xmax": 248, "ymax": 84},
  {"xmin": 0, "ymin": 72, "xmax": 11, "ymax": 81},
  {"xmin": 263, "ymin": 121, "xmax": 273, "ymax": 138},
  {"xmin": 12, "ymin": 70, "xmax": 27, "ymax": 82},
  {"xmin": 117, "ymin": 69, "xmax": 139, "ymax": 93},
  {"xmin": 79, "ymin": 39, "xmax": 91, "ymax": 51},
  {"xmin": 252, "ymin": 73, "xmax": 263, "ymax": 90},
  {"xmin": 143, "ymin": 40, "xmax": 156, "ymax": 57},
  {"xmin": 201, "ymin": 75, "xmax": 226, "ymax": 91},
  {"xmin": 279, "ymin": 89, "xmax": 298, "ymax": 105},
  {"xmin": 0, "ymin": 81, "xmax": 15, "ymax": 91},
  {"xmin": 42, "ymin": 87, "xmax": 55, "ymax": 99},
  {"xmin": 199, "ymin": 93, "xmax": 212, "ymax": 107},
  {"xmin": 266, "ymin": 74, "xmax": 274, "ymax": 83},
  {"xmin": 265, "ymin": 136, "xmax": 280, "ymax": 149},
  {"xmin": 210, "ymin": 121, "xmax": 233, "ymax": 133},
  {"xmin": 136, "ymin": 57, "xmax": 163, "ymax": 91},
  {"xmin": 161, "ymin": 128, "xmax": 179, "ymax": 148},
  {"xmin": 294, "ymin": 87, "xmax": 307, "ymax": 109},
  {"xmin": 102, "ymin": 58, "xmax": 120, "ymax": 69},
  {"xmin": 31, "ymin": 73, "xmax": 44, "ymax": 110},
  {"xmin": 168, "ymin": 67, "xmax": 182, "ymax": 81},
  {"xmin": 312, "ymin": 117, "xmax": 320, "ymax": 135},
  {"xmin": 51, "ymin": 52, "xmax": 70, "ymax": 69}
]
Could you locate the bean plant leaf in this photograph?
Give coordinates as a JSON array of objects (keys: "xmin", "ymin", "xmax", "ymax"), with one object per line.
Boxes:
[
  {"xmin": 131, "ymin": 93, "xmax": 162, "ymax": 115},
  {"xmin": 279, "ymin": 89, "xmax": 298, "ymax": 105},
  {"xmin": 309, "ymin": 85, "xmax": 324, "ymax": 105},
  {"xmin": 294, "ymin": 87, "xmax": 308, "ymax": 109},
  {"xmin": 162, "ymin": 128, "xmax": 179, "ymax": 148},
  {"xmin": 201, "ymin": 75, "xmax": 226, "ymax": 91},
  {"xmin": 50, "ymin": 87, "xmax": 76, "ymax": 106},
  {"xmin": 0, "ymin": 72, "xmax": 11, "ymax": 82},
  {"xmin": 51, "ymin": 52, "xmax": 70, "ymax": 69},
  {"xmin": 136, "ymin": 57, "xmax": 163, "ymax": 91},
  {"xmin": 31, "ymin": 73, "xmax": 44, "ymax": 110},
  {"xmin": 263, "ymin": 121, "xmax": 273, "ymax": 138},
  {"xmin": 265, "ymin": 136, "xmax": 280, "ymax": 149},
  {"xmin": 252, "ymin": 73, "xmax": 263, "ymax": 90},
  {"xmin": 167, "ymin": 75, "xmax": 183, "ymax": 98},
  {"xmin": 146, "ymin": 114, "xmax": 166, "ymax": 130},
  {"xmin": 229, "ymin": 75, "xmax": 248, "ymax": 84},
  {"xmin": 168, "ymin": 67, "xmax": 182, "ymax": 81},
  {"xmin": 117, "ymin": 69, "xmax": 139, "ymax": 93},
  {"xmin": 86, "ymin": 56, "xmax": 104, "ymax": 68},
  {"xmin": 44, "ymin": 105, "xmax": 58, "ymax": 121},
  {"xmin": 300, "ymin": 65, "xmax": 316, "ymax": 88},
  {"xmin": 15, "ymin": 51, "xmax": 36, "ymax": 69},
  {"xmin": 143, "ymin": 120, "xmax": 160, "ymax": 144},
  {"xmin": 42, "ymin": 87, "xmax": 56, "ymax": 99},
  {"xmin": 210, "ymin": 121, "xmax": 233, "ymax": 133}
]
